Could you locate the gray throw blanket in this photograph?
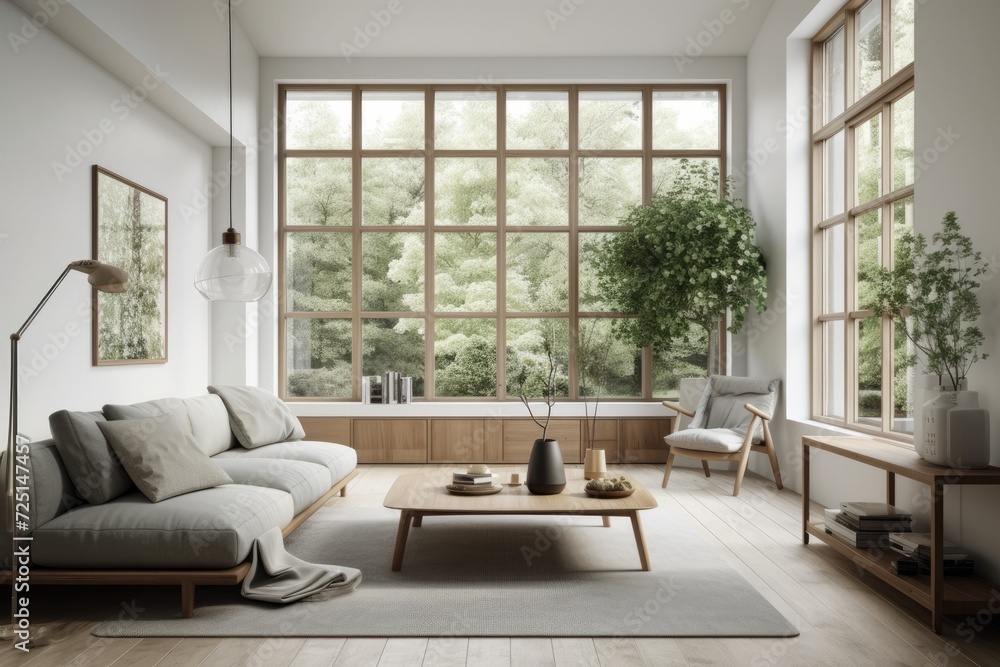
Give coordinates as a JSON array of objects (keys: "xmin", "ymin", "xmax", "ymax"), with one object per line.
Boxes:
[{"xmin": 241, "ymin": 527, "xmax": 362, "ymax": 603}]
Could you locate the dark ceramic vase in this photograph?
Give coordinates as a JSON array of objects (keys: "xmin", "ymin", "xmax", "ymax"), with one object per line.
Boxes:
[{"xmin": 526, "ymin": 438, "xmax": 566, "ymax": 495}]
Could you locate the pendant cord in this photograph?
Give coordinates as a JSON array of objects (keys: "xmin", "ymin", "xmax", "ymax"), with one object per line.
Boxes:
[{"xmin": 228, "ymin": 0, "xmax": 234, "ymax": 234}]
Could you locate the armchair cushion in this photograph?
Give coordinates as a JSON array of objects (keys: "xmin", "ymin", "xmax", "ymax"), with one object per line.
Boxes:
[
  {"xmin": 665, "ymin": 427, "xmax": 747, "ymax": 453},
  {"xmin": 689, "ymin": 376, "xmax": 779, "ymax": 442}
]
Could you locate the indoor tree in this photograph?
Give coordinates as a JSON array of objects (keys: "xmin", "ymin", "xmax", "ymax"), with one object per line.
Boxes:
[{"xmin": 593, "ymin": 160, "xmax": 767, "ymax": 373}]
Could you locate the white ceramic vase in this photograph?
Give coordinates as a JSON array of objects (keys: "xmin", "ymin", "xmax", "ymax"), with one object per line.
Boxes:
[{"xmin": 918, "ymin": 384, "xmax": 990, "ymax": 470}]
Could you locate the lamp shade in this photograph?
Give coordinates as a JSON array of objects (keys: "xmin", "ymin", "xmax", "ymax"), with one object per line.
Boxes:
[
  {"xmin": 67, "ymin": 260, "xmax": 129, "ymax": 293},
  {"xmin": 194, "ymin": 242, "xmax": 272, "ymax": 302}
]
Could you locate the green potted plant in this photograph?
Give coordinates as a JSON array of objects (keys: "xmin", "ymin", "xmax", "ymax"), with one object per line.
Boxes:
[
  {"xmin": 594, "ymin": 160, "xmax": 767, "ymax": 375},
  {"xmin": 871, "ymin": 212, "xmax": 991, "ymax": 468}
]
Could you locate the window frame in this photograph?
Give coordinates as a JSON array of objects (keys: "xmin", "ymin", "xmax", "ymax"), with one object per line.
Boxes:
[
  {"xmin": 811, "ymin": 0, "xmax": 915, "ymax": 439},
  {"xmin": 278, "ymin": 83, "xmax": 727, "ymax": 402}
]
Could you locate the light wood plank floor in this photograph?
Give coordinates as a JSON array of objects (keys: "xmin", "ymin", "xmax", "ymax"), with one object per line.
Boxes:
[{"xmin": 4, "ymin": 463, "xmax": 1000, "ymax": 666}]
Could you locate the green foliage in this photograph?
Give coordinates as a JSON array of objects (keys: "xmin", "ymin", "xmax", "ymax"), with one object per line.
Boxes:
[
  {"xmin": 870, "ymin": 212, "xmax": 990, "ymax": 389},
  {"xmin": 594, "ymin": 160, "xmax": 768, "ymax": 351}
]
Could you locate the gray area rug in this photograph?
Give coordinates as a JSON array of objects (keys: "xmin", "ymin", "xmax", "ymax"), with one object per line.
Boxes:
[{"xmin": 92, "ymin": 506, "xmax": 798, "ymax": 638}]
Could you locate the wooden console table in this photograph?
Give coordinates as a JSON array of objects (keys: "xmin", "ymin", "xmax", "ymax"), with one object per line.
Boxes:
[{"xmin": 802, "ymin": 435, "xmax": 1000, "ymax": 633}]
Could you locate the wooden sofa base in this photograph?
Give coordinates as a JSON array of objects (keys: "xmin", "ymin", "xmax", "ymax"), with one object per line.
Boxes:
[{"xmin": 1, "ymin": 468, "xmax": 360, "ymax": 619}]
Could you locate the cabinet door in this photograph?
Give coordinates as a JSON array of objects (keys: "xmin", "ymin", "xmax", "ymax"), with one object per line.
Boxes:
[
  {"xmin": 581, "ymin": 419, "xmax": 618, "ymax": 463},
  {"xmin": 619, "ymin": 419, "xmax": 674, "ymax": 463},
  {"xmin": 353, "ymin": 419, "xmax": 427, "ymax": 463},
  {"xmin": 299, "ymin": 417, "xmax": 352, "ymax": 446},
  {"xmin": 503, "ymin": 420, "xmax": 582, "ymax": 463},
  {"xmin": 429, "ymin": 420, "xmax": 502, "ymax": 463}
]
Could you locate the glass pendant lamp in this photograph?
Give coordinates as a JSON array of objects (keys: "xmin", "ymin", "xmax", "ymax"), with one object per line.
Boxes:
[{"xmin": 194, "ymin": 0, "xmax": 272, "ymax": 302}]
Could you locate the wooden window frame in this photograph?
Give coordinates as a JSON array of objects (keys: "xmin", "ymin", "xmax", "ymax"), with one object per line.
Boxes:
[
  {"xmin": 278, "ymin": 84, "xmax": 727, "ymax": 402},
  {"xmin": 810, "ymin": 0, "xmax": 915, "ymax": 440}
]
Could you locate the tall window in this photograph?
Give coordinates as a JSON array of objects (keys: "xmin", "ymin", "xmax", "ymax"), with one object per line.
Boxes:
[
  {"xmin": 812, "ymin": 0, "xmax": 915, "ymax": 436},
  {"xmin": 279, "ymin": 85, "xmax": 725, "ymax": 401}
]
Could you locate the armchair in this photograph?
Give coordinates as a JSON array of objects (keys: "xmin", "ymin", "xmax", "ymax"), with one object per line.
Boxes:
[{"xmin": 661, "ymin": 376, "xmax": 782, "ymax": 497}]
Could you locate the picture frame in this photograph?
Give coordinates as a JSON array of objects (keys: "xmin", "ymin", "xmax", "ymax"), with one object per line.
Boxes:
[{"xmin": 92, "ymin": 165, "xmax": 168, "ymax": 366}]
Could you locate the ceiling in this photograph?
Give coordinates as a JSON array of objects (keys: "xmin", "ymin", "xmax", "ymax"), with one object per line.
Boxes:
[{"xmin": 235, "ymin": 0, "xmax": 776, "ymax": 58}]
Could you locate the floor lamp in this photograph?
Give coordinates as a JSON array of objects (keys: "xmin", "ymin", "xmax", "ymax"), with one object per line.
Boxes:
[{"xmin": 2, "ymin": 259, "xmax": 128, "ymax": 649}]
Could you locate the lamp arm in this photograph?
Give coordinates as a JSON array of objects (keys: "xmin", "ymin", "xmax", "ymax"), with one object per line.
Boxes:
[{"xmin": 12, "ymin": 267, "xmax": 72, "ymax": 340}]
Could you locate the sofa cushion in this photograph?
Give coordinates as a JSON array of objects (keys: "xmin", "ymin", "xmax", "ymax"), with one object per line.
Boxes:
[
  {"xmin": 97, "ymin": 413, "xmax": 234, "ymax": 503},
  {"xmin": 103, "ymin": 395, "xmax": 235, "ymax": 456},
  {"xmin": 48, "ymin": 410, "xmax": 135, "ymax": 505},
  {"xmin": 212, "ymin": 458, "xmax": 330, "ymax": 514},
  {"xmin": 665, "ymin": 427, "xmax": 748, "ymax": 453},
  {"xmin": 213, "ymin": 441, "xmax": 357, "ymax": 487},
  {"xmin": 208, "ymin": 385, "xmax": 305, "ymax": 449},
  {"xmin": 31, "ymin": 484, "xmax": 294, "ymax": 569},
  {"xmin": 689, "ymin": 376, "xmax": 780, "ymax": 442}
]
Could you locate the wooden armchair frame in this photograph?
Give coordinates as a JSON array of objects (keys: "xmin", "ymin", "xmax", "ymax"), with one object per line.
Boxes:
[{"xmin": 660, "ymin": 401, "xmax": 782, "ymax": 496}]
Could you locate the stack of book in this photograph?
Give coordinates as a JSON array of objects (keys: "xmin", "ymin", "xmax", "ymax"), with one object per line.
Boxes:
[
  {"xmin": 889, "ymin": 533, "xmax": 975, "ymax": 576},
  {"xmin": 451, "ymin": 471, "xmax": 494, "ymax": 490},
  {"xmin": 823, "ymin": 502, "xmax": 913, "ymax": 549}
]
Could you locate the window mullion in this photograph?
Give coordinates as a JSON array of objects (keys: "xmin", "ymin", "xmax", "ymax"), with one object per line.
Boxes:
[
  {"xmin": 351, "ymin": 85, "xmax": 363, "ymax": 401},
  {"xmin": 568, "ymin": 85, "xmax": 579, "ymax": 401},
  {"xmin": 497, "ymin": 86, "xmax": 507, "ymax": 400},
  {"xmin": 424, "ymin": 88, "xmax": 436, "ymax": 401}
]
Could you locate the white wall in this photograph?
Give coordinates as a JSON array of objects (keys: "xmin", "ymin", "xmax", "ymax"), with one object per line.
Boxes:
[
  {"xmin": 0, "ymin": 0, "xmax": 212, "ymax": 438},
  {"xmin": 747, "ymin": 0, "xmax": 1000, "ymax": 581},
  {"xmin": 256, "ymin": 55, "xmax": 751, "ymax": 405}
]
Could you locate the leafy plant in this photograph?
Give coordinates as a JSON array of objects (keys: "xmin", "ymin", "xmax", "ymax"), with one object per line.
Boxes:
[
  {"xmin": 594, "ymin": 160, "xmax": 767, "ymax": 361},
  {"xmin": 871, "ymin": 212, "xmax": 990, "ymax": 390}
]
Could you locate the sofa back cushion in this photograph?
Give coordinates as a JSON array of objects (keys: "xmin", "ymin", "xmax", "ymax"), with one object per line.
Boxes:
[
  {"xmin": 48, "ymin": 410, "xmax": 136, "ymax": 505},
  {"xmin": 103, "ymin": 395, "xmax": 235, "ymax": 456},
  {"xmin": 24, "ymin": 439, "xmax": 84, "ymax": 530}
]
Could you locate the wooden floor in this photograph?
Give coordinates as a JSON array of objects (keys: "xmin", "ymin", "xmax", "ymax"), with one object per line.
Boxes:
[{"xmin": 4, "ymin": 463, "xmax": 1000, "ymax": 666}]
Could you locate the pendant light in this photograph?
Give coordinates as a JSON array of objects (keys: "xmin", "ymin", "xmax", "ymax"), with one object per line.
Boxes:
[{"xmin": 194, "ymin": 0, "xmax": 272, "ymax": 302}]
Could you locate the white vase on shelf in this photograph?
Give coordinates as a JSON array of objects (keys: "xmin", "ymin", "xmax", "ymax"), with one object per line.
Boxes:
[{"xmin": 917, "ymin": 378, "xmax": 990, "ymax": 470}]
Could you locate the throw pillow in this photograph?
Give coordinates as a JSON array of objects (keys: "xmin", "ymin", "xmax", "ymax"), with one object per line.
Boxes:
[
  {"xmin": 208, "ymin": 385, "xmax": 305, "ymax": 449},
  {"xmin": 96, "ymin": 412, "xmax": 233, "ymax": 503},
  {"xmin": 49, "ymin": 409, "xmax": 136, "ymax": 505}
]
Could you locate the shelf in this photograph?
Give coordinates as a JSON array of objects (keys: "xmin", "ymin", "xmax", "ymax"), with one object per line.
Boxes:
[{"xmin": 807, "ymin": 521, "xmax": 994, "ymax": 615}]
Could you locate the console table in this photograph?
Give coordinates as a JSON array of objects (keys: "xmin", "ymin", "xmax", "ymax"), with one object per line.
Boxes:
[{"xmin": 802, "ymin": 435, "xmax": 1000, "ymax": 633}]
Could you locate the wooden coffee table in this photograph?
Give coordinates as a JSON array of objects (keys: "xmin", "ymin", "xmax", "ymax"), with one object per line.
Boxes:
[{"xmin": 383, "ymin": 471, "xmax": 658, "ymax": 572}]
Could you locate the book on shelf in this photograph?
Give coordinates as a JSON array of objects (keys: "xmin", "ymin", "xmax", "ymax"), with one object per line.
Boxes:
[
  {"xmin": 452, "ymin": 472, "xmax": 493, "ymax": 485},
  {"xmin": 823, "ymin": 509, "xmax": 893, "ymax": 548},
  {"xmin": 840, "ymin": 501, "xmax": 913, "ymax": 521},
  {"xmin": 889, "ymin": 533, "xmax": 971, "ymax": 559},
  {"xmin": 836, "ymin": 512, "xmax": 912, "ymax": 533}
]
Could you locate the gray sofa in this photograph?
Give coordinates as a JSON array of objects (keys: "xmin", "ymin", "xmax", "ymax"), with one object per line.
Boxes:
[{"xmin": 17, "ymin": 393, "xmax": 357, "ymax": 617}]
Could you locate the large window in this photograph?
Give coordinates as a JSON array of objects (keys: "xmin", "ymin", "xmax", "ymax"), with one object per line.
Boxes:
[
  {"xmin": 279, "ymin": 85, "xmax": 725, "ymax": 401},
  {"xmin": 812, "ymin": 0, "xmax": 915, "ymax": 436}
]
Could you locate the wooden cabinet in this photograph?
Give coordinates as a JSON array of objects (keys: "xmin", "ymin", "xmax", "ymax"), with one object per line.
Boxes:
[
  {"xmin": 299, "ymin": 417, "xmax": 351, "ymax": 445},
  {"xmin": 293, "ymin": 416, "xmax": 672, "ymax": 465},
  {"xmin": 502, "ymin": 420, "xmax": 582, "ymax": 463},
  {"xmin": 429, "ymin": 419, "xmax": 503, "ymax": 463},
  {"xmin": 352, "ymin": 419, "xmax": 427, "ymax": 463},
  {"xmin": 619, "ymin": 418, "xmax": 673, "ymax": 463},
  {"xmin": 581, "ymin": 419, "xmax": 619, "ymax": 463}
]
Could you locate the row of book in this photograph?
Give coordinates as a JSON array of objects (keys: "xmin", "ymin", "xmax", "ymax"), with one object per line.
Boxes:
[
  {"xmin": 823, "ymin": 501, "xmax": 913, "ymax": 549},
  {"xmin": 821, "ymin": 501, "xmax": 974, "ymax": 577}
]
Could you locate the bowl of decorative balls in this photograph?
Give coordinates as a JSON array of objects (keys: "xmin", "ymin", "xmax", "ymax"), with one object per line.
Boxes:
[{"xmin": 584, "ymin": 476, "xmax": 635, "ymax": 498}]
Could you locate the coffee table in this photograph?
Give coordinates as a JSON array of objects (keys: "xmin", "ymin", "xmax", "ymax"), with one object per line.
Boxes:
[{"xmin": 383, "ymin": 470, "xmax": 658, "ymax": 572}]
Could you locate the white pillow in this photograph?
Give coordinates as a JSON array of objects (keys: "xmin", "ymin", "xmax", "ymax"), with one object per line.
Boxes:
[{"xmin": 209, "ymin": 385, "xmax": 306, "ymax": 449}]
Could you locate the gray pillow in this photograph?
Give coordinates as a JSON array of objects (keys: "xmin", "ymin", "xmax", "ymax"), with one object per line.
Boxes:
[
  {"xmin": 208, "ymin": 385, "xmax": 305, "ymax": 449},
  {"xmin": 96, "ymin": 412, "xmax": 233, "ymax": 503},
  {"xmin": 48, "ymin": 409, "xmax": 135, "ymax": 505},
  {"xmin": 103, "ymin": 395, "xmax": 236, "ymax": 456}
]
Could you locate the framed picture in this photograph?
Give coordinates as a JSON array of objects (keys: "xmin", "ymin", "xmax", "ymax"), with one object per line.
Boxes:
[{"xmin": 92, "ymin": 165, "xmax": 168, "ymax": 365}]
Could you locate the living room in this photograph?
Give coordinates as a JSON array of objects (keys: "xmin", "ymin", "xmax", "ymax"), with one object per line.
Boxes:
[{"xmin": 2, "ymin": 0, "xmax": 999, "ymax": 664}]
